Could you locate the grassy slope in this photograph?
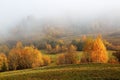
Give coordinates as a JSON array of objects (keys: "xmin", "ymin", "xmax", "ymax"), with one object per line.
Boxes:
[
  {"xmin": 0, "ymin": 64, "xmax": 120, "ymax": 80},
  {"xmin": 0, "ymin": 51, "xmax": 118, "ymax": 80}
]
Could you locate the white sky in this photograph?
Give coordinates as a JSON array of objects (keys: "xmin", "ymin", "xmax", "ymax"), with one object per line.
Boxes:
[{"xmin": 0, "ymin": 0, "xmax": 120, "ymax": 32}]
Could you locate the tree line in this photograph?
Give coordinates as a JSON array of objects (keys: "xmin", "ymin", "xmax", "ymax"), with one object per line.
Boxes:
[
  {"xmin": 0, "ymin": 42, "xmax": 51, "ymax": 72},
  {"xmin": 0, "ymin": 35, "xmax": 120, "ymax": 72}
]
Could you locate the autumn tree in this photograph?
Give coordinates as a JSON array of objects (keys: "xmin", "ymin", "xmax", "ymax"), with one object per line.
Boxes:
[
  {"xmin": 57, "ymin": 54, "xmax": 65, "ymax": 65},
  {"xmin": 24, "ymin": 46, "xmax": 44, "ymax": 68},
  {"xmin": 113, "ymin": 51, "xmax": 120, "ymax": 62},
  {"xmin": 68, "ymin": 44, "xmax": 77, "ymax": 53},
  {"xmin": 46, "ymin": 44, "xmax": 52, "ymax": 52},
  {"xmin": 46, "ymin": 44, "xmax": 52, "ymax": 51},
  {"xmin": 8, "ymin": 41, "xmax": 23, "ymax": 70},
  {"xmin": 16, "ymin": 41, "xmax": 23, "ymax": 49},
  {"xmin": 54, "ymin": 44, "xmax": 61, "ymax": 53},
  {"xmin": 8, "ymin": 41, "xmax": 47, "ymax": 70},
  {"xmin": 81, "ymin": 37, "xmax": 94, "ymax": 63},
  {"xmin": 42, "ymin": 55, "xmax": 51, "ymax": 66},
  {"xmin": 82, "ymin": 35, "xmax": 108, "ymax": 63},
  {"xmin": 57, "ymin": 39, "xmax": 65, "ymax": 47},
  {"xmin": 45, "ymin": 39, "xmax": 67, "ymax": 54},
  {"xmin": 91, "ymin": 36, "xmax": 108, "ymax": 63},
  {"xmin": 61, "ymin": 45, "xmax": 68, "ymax": 52},
  {"xmin": 0, "ymin": 53, "xmax": 8, "ymax": 72},
  {"xmin": 0, "ymin": 45, "xmax": 9, "ymax": 55},
  {"xmin": 57, "ymin": 45, "xmax": 78, "ymax": 65},
  {"xmin": 65, "ymin": 45, "xmax": 78, "ymax": 64},
  {"xmin": 71, "ymin": 38, "xmax": 85, "ymax": 51}
]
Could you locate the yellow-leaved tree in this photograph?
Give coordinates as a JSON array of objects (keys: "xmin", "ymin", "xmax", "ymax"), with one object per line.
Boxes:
[
  {"xmin": 91, "ymin": 35, "xmax": 108, "ymax": 63},
  {"xmin": 8, "ymin": 41, "xmax": 51, "ymax": 70},
  {"xmin": 42, "ymin": 55, "xmax": 51, "ymax": 66},
  {"xmin": 0, "ymin": 53, "xmax": 8, "ymax": 72},
  {"xmin": 46, "ymin": 44, "xmax": 52, "ymax": 51},
  {"xmin": 23, "ymin": 46, "xmax": 44, "ymax": 68},
  {"xmin": 8, "ymin": 41, "xmax": 23, "ymax": 70},
  {"xmin": 82, "ymin": 35, "xmax": 108, "ymax": 63},
  {"xmin": 81, "ymin": 37, "xmax": 94, "ymax": 63},
  {"xmin": 57, "ymin": 45, "xmax": 78, "ymax": 65}
]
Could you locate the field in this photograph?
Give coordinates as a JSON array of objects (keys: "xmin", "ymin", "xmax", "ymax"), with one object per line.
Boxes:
[
  {"xmin": 0, "ymin": 50, "xmax": 120, "ymax": 80},
  {"xmin": 0, "ymin": 63, "xmax": 120, "ymax": 80}
]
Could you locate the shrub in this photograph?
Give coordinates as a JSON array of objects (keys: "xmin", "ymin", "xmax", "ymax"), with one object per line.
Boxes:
[
  {"xmin": 108, "ymin": 58, "xmax": 118, "ymax": 64},
  {"xmin": 65, "ymin": 53, "xmax": 78, "ymax": 64},
  {"xmin": 57, "ymin": 53, "xmax": 78, "ymax": 65},
  {"xmin": 113, "ymin": 51, "xmax": 120, "ymax": 62},
  {"xmin": 0, "ymin": 53, "xmax": 8, "ymax": 72},
  {"xmin": 57, "ymin": 54, "xmax": 65, "ymax": 65},
  {"xmin": 80, "ymin": 55, "xmax": 90, "ymax": 63},
  {"xmin": 42, "ymin": 55, "xmax": 51, "ymax": 66},
  {"xmin": 8, "ymin": 42, "xmax": 44, "ymax": 70}
]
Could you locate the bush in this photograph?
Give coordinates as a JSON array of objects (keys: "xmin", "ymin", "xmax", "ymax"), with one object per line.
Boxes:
[
  {"xmin": 8, "ymin": 42, "xmax": 44, "ymax": 70},
  {"xmin": 113, "ymin": 51, "xmax": 120, "ymax": 62},
  {"xmin": 108, "ymin": 58, "xmax": 118, "ymax": 64},
  {"xmin": 64, "ymin": 53, "xmax": 78, "ymax": 64},
  {"xmin": 46, "ymin": 44, "xmax": 68, "ymax": 54},
  {"xmin": 57, "ymin": 54, "xmax": 65, "ymax": 65},
  {"xmin": 57, "ymin": 53, "xmax": 78, "ymax": 65},
  {"xmin": 80, "ymin": 55, "xmax": 90, "ymax": 63},
  {"xmin": 0, "ymin": 53, "xmax": 8, "ymax": 72},
  {"xmin": 71, "ymin": 39, "xmax": 85, "ymax": 51},
  {"xmin": 42, "ymin": 55, "xmax": 51, "ymax": 66}
]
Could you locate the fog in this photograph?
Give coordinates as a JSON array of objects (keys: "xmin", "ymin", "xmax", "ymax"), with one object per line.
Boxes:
[{"xmin": 0, "ymin": 0, "xmax": 120, "ymax": 41}]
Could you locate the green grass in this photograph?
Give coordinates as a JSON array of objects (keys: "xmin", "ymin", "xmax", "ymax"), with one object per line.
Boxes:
[
  {"xmin": 0, "ymin": 63, "xmax": 120, "ymax": 80},
  {"xmin": 108, "ymin": 50, "xmax": 116, "ymax": 59}
]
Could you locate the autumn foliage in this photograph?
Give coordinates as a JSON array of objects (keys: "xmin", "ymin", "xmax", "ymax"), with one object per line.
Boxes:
[
  {"xmin": 91, "ymin": 36, "xmax": 108, "ymax": 63},
  {"xmin": 82, "ymin": 35, "xmax": 108, "ymax": 63},
  {"xmin": 42, "ymin": 55, "xmax": 51, "ymax": 66},
  {"xmin": 46, "ymin": 40, "xmax": 68, "ymax": 54},
  {"xmin": 0, "ymin": 34, "xmax": 116, "ymax": 72},
  {"xmin": 8, "ymin": 42, "xmax": 51, "ymax": 70},
  {"xmin": 113, "ymin": 51, "xmax": 120, "ymax": 62},
  {"xmin": 0, "ymin": 53, "xmax": 8, "ymax": 72},
  {"xmin": 57, "ymin": 45, "xmax": 78, "ymax": 65}
]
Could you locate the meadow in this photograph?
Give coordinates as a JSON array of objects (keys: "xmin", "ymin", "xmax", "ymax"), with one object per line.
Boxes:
[
  {"xmin": 0, "ymin": 51, "xmax": 120, "ymax": 80},
  {"xmin": 0, "ymin": 63, "xmax": 120, "ymax": 80}
]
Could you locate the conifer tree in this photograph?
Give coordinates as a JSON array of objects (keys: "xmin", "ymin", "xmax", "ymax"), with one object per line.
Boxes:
[
  {"xmin": 91, "ymin": 35, "xmax": 108, "ymax": 63},
  {"xmin": 82, "ymin": 35, "xmax": 108, "ymax": 63}
]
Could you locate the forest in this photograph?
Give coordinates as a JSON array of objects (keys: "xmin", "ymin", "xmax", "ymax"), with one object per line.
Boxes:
[{"xmin": 0, "ymin": 34, "xmax": 119, "ymax": 72}]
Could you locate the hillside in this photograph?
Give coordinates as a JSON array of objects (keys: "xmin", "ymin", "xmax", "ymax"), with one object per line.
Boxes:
[
  {"xmin": 2, "ymin": 16, "xmax": 120, "ymax": 42},
  {"xmin": 0, "ymin": 64, "xmax": 120, "ymax": 80},
  {"xmin": 105, "ymin": 31, "xmax": 120, "ymax": 45},
  {"xmin": 0, "ymin": 1, "xmax": 120, "ymax": 80}
]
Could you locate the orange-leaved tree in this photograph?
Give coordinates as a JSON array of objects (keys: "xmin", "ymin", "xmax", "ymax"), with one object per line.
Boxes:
[
  {"xmin": 91, "ymin": 35, "xmax": 108, "ymax": 63},
  {"xmin": 0, "ymin": 53, "xmax": 8, "ymax": 72},
  {"xmin": 8, "ymin": 41, "xmax": 23, "ymax": 70},
  {"xmin": 57, "ymin": 45, "xmax": 78, "ymax": 65},
  {"xmin": 42, "ymin": 55, "xmax": 51, "ymax": 66},
  {"xmin": 82, "ymin": 37, "xmax": 94, "ymax": 63},
  {"xmin": 8, "ymin": 41, "xmax": 48, "ymax": 70},
  {"xmin": 82, "ymin": 35, "xmax": 108, "ymax": 63}
]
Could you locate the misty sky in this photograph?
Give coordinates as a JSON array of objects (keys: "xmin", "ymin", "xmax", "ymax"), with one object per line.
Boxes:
[{"xmin": 0, "ymin": 0, "xmax": 120, "ymax": 33}]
